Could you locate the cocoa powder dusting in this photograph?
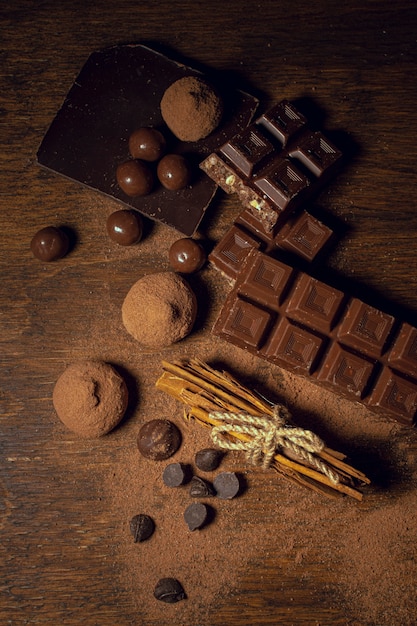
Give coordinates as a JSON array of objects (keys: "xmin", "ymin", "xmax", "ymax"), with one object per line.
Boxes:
[
  {"xmin": 102, "ymin": 342, "xmax": 417, "ymax": 625},
  {"xmin": 58, "ymin": 208, "xmax": 417, "ymax": 625}
]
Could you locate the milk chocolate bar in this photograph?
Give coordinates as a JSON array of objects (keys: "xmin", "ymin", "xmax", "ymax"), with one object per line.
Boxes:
[
  {"xmin": 212, "ymin": 249, "xmax": 417, "ymax": 425},
  {"xmin": 200, "ymin": 100, "xmax": 343, "ymax": 234},
  {"xmin": 209, "ymin": 208, "xmax": 334, "ymax": 280},
  {"xmin": 37, "ymin": 44, "xmax": 259, "ymax": 236}
]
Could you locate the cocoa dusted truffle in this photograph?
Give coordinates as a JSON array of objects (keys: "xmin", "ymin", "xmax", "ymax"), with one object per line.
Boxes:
[
  {"xmin": 52, "ymin": 361, "xmax": 128, "ymax": 438},
  {"xmin": 121, "ymin": 272, "xmax": 197, "ymax": 347},
  {"xmin": 160, "ymin": 76, "xmax": 223, "ymax": 142}
]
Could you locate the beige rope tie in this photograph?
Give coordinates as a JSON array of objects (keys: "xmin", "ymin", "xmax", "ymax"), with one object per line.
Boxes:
[{"xmin": 209, "ymin": 406, "xmax": 340, "ymax": 484}]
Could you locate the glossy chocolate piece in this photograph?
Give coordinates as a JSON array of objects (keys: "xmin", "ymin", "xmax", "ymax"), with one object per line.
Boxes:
[
  {"xmin": 201, "ymin": 99, "xmax": 342, "ymax": 234},
  {"xmin": 116, "ymin": 160, "xmax": 154, "ymax": 197},
  {"xmin": 137, "ymin": 419, "xmax": 182, "ymax": 461},
  {"xmin": 30, "ymin": 226, "xmax": 69, "ymax": 262},
  {"xmin": 106, "ymin": 209, "xmax": 143, "ymax": 245},
  {"xmin": 209, "ymin": 207, "xmax": 334, "ymax": 280},
  {"xmin": 212, "ymin": 249, "xmax": 417, "ymax": 425},
  {"xmin": 169, "ymin": 238, "xmax": 207, "ymax": 273},
  {"xmin": 157, "ymin": 154, "xmax": 191, "ymax": 190},
  {"xmin": 128, "ymin": 127, "xmax": 166, "ymax": 162},
  {"xmin": 37, "ymin": 44, "xmax": 259, "ymax": 236}
]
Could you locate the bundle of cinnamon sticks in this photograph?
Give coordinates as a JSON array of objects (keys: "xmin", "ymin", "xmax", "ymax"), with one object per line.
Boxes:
[{"xmin": 156, "ymin": 359, "xmax": 370, "ymax": 500}]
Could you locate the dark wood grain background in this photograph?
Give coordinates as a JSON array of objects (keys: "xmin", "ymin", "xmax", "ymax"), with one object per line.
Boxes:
[{"xmin": 2, "ymin": 1, "xmax": 417, "ymax": 624}]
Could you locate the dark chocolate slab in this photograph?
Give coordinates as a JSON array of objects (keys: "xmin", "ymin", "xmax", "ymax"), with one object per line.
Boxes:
[
  {"xmin": 213, "ymin": 249, "xmax": 417, "ymax": 425},
  {"xmin": 37, "ymin": 44, "xmax": 259, "ymax": 236}
]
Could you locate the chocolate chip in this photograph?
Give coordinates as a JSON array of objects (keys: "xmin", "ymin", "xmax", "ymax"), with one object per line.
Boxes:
[
  {"xmin": 153, "ymin": 577, "xmax": 186, "ymax": 603},
  {"xmin": 213, "ymin": 472, "xmax": 241, "ymax": 499},
  {"xmin": 195, "ymin": 447, "xmax": 225, "ymax": 472},
  {"xmin": 129, "ymin": 514, "xmax": 155, "ymax": 543},
  {"xmin": 162, "ymin": 462, "xmax": 187, "ymax": 487},
  {"xmin": 184, "ymin": 502, "xmax": 209, "ymax": 531},
  {"xmin": 189, "ymin": 476, "xmax": 215, "ymax": 498}
]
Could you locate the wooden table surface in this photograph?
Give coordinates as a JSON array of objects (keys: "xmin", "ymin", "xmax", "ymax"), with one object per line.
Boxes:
[{"xmin": 2, "ymin": 1, "xmax": 417, "ymax": 625}]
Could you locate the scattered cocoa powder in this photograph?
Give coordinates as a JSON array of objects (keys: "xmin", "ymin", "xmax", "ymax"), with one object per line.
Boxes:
[
  {"xmin": 121, "ymin": 272, "xmax": 197, "ymax": 347},
  {"xmin": 52, "ymin": 360, "xmax": 128, "ymax": 437},
  {"xmin": 48, "ymin": 206, "xmax": 417, "ymax": 624},
  {"xmin": 160, "ymin": 76, "xmax": 223, "ymax": 142}
]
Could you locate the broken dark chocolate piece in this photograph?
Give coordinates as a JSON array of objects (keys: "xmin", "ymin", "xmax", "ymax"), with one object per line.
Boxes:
[
  {"xmin": 212, "ymin": 248, "xmax": 417, "ymax": 425},
  {"xmin": 153, "ymin": 577, "xmax": 186, "ymax": 603},
  {"xmin": 37, "ymin": 44, "xmax": 259, "ymax": 236}
]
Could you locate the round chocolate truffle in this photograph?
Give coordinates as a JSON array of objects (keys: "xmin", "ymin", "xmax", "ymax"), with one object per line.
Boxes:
[
  {"xmin": 128, "ymin": 127, "xmax": 166, "ymax": 162},
  {"xmin": 157, "ymin": 154, "xmax": 191, "ymax": 191},
  {"xmin": 160, "ymin": 76, "xmax": 223, "ymax": 142},
  {"xmin": 169, "ymin": 238, "xmax": 206, "ymax": 273},
  {"xmin": 106, "ymin": 209, "xmax": 143, "ymax": 246},
  {"xmin": 116, "ymin": 160, "xmax": 154, "ymax": 197},
  {"xmin": 137, "ymin": 419, "xmax": 182, "ymax": 461},
  {"xmin": 30, "ymin": 226, "xmax": 69, "ymax": 262},
  {"xmin": 52, "ymin": 361, "xmax": 128, "ymax": 438},
  {"xmin": 121, "ymin": 272, "xmax": 197, "ymax": 347}
]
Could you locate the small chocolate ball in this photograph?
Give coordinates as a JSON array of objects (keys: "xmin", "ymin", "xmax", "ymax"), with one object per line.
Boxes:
[
  {"xmin": 116, "ymin": 160, "xmax": 154, "ymax": 197},
  {"xmin": 157, "ymin": 154, "xmax": 191, "ymax": 191},
  {"xmin": 30, "ymin": 226, "xmax": 69, "ymax": 262},
  {"xmin": 106, "ymin": 209, "xmax": 143, "ymax": 246},
  {"xmin": 137, "ymin": 419, "xmax": 182, "ymax": 461},
  {"xmin": 129, "ymin": 127, "xmax": 166, "ymax": 162},
  {"xmin": 169, "ymin": 238, "xmax": 207, "ymax": 273}
]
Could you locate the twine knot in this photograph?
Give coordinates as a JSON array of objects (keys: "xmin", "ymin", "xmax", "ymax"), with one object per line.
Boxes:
[{"xmin": 209, "ymin": 406, "xmax": 339, "ymax": 484}]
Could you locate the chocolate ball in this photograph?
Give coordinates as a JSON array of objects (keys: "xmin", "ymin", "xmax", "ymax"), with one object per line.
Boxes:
[
  {"xmin": 160, "ymin": 76, "xmax": 223, "ymax": 142},
  {"xmin": 30, "ymin": 226, "xmax": 69, "ymax": 262},
  {"xmin": 137, "ymin": 419, "xmax": 182, "ymax": 461},
  {"xmin": 169, "ymin": 238, "xmax": 206, "ymax": 273},
  {"xmin": 128, "ymin": 127, "xmax": 166, "ymax": 162},
  {"xmin": 106, "ymin": 209, "xmax": 143, "ymax": 246},
  {"xmin": 157, "ymin": 154, "xmax": 191, "ymax": 191},
  {"xmin": 116, "ymin": 160, "xmax": 154, "ymax": 197}
]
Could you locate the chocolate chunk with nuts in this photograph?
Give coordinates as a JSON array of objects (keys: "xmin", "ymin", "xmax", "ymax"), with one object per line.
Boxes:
[
  {"xmin": 129, "ymin": 514, "xmax": 155, "ymax": 543},
  {"xmin": 195, "ymin": 447, "xmax": 225, "ymax": 472},
  {"xmin": 153, "ymin": 577, "xmax": 186, "ymax": 603},
  {"xmin": 184, "ymin": 502, "xmax": 210, "ymax": 531},
  {"xmin": 213, "ymin": 471, "xmax": 241, "ymax": 499}
]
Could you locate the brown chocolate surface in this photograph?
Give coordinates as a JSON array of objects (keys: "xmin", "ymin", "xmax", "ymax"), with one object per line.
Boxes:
[
  {"xmin": 212, "ymin": 248, "xmax": 417, "ymax": 425},
  {"xmin": 36, "ymin": 44, "xmax": 258, "ymax": 235}
]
